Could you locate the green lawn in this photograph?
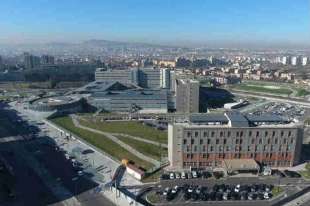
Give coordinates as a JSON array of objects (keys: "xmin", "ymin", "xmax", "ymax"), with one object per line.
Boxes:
[
  {"xmin": 296, "ymin": 88, "xmax": 310, "ymax": 97},
  {"xmin": 232, "ymin": 84, "xmax": 292, "ymax": 95},
  {"xmin": 146, "ymin": 191, "xmax": 160, "ymax": 204},
  {"xmin": 50, "ymin": 116, "xmax": 154, "ymax": 170},
  {"xmin": 79, "ymin": 118, "xmax": 167, "ymax": 144},
  {"xmin": 272, "ymin": 186, "xmax": 284, "ymax": 197},
  {"xmin": 117, "ymin": 135, "xmax": 167, "ymax": 161}
]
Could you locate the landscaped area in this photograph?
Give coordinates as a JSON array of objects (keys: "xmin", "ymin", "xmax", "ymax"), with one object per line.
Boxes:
[
  {"xmin": 232, "ymin": 84, "xmax": 293, "ymax": 96},
  {"xmin": 271, "ymin": 186, "xmax": 284, "ymax": 197},
  {"xmin": 116, "ymin": 135, "xmax": 167, "ymax": 161},
  {"xmin": 79, "ymin": 117, "xmax": 168, "ymax": 144},
  {"xmin": 50, "ymin": 116, "xmax": 154, "ymax": 170},
  {"xmin": 299, "ymin": 163, "xmax": 310, "ymax": 179}
]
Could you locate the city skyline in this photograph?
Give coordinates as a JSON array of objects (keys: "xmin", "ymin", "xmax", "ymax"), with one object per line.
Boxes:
[{"xmin": 0, "ymin": 0, "xmax": 310, "ymax": 48}]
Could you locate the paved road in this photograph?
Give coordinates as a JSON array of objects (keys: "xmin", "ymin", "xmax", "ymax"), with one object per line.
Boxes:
[{"xmin": 71, "ymin": 115, "xmax": 160, "ymax": 166}]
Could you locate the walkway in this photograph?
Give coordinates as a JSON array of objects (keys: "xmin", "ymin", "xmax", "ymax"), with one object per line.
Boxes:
[{"xmin": 71, "ymin": 115, "xmax": 160, "ymax": 166}]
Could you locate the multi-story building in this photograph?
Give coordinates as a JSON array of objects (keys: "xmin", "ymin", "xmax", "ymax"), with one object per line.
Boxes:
[
  {"xmin": 302, "ymin": 57, "xmax": 308, "ymax": 66},
  {"xmin": 24, "ymin": 53, "xmax": 40, "ymax": 69},
  {"xmin": 95, "ymin": 67, "xmax": 174, "ymax": 89},
  {"xmin": 41, "ymin": 55, "xmax": 55, "ymax": 65},
  {"xmin": 175, "ymin": 79, "xmax": 199, "ymax": 113},
  {"xmin": 291, "ymin": 56, "xmax": 297, "ymax": 66},
  {"xmin": 168, "ymin": 112, "xmax": 303, "ymax": 170}
]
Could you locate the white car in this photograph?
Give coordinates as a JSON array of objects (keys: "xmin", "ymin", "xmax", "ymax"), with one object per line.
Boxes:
[
  {"xmin": 192, "ymin": 171, "xmax": 198, "ymax": 178},
  {"xmin": 234, "ymin": 184, "xmax": 240, "ymax": 193},
  {"xmin": 77, "ymin": 170, "xmax": 84, "ymax": 176},
  {"xmin": 163, "ymin": 187, "xmax": 170, "ymax": 196},
  {"xmin": 175, "ymin": 173, "xmax": 180, "ymax": 179},
  {"xmin": 169, "ymin": 173, "xmax": 175, "ymax": 179},
  {"xmin": 264, "ymin": 192, "xmax": 271, "ymax": 199},
  {"xmin": 181, "ymin": 172, "xmax": 186, "ymax": 179}
]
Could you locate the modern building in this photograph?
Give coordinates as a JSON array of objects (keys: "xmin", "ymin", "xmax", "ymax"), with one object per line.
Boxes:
[
  {"xmin": 281, "ymin": 56, "xmax": 287, "ymax": 65},
  {"xmin": 41, "ymin": 55, "xmax": 55, "ymax": 65},
  {"xmin": 75, "ymin": 81, "xmax": 170, "ymax": 113},
  {"xmin": 302, "ymin": 57, "xmax": 308, "ymax": 66},
  {"xmin": 175, "ymin": 79, "xmax": 199, "ymax": 113},
  {"xmin": 291, "ymin": 56, "xmax": 297, "ymax": 66},
  {"xmin": 95, "ymin": 67, "xmax": 174, "ymax": 90},
  {"xmin": 24, "ymin": 53, "xmax": 40, "ymax": 69},
  {"xmin": 168, "ymin": 112, "xmax": 303, "ymax": 170}
]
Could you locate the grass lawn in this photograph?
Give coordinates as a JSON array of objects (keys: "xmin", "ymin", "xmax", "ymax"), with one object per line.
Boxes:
[
  {"xmin": 272, "ymin": 186, "xmax": 284, "ymax": 197},
  {"xmin": 50, "ymin": 116, "xmax": 154, "ymax": 170},
  {"xmin": 79, "ymin": 118, "xmax": 167, "ymax": 144},
  {"xmin": 232, "ymin": 84, "xmax": 292, "ymax": 95},
  {"xmin": 296, "ymin": 88, "xmax": 310, "ymax": 97},
  {"xmin": 146, "ymin": 191, "xmax": 160, "ymax": 204},
  {"xmin": 299, "ymin": 171, "xmax": 310, "ymax": 179},
  {"xmin": 117, "ymin": 135, "xmax": 167, "ymax": 161}
]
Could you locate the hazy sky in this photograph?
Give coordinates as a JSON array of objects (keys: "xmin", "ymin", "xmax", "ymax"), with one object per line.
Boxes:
[{"xmin": 0, "ymin": 0, "xmax": 309, "ymax": 47}]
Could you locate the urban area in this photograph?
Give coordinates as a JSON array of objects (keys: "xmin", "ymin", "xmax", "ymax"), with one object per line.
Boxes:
[{"xmin": 1, "ymin": 1, "xmax": 310, "ymax": 206}]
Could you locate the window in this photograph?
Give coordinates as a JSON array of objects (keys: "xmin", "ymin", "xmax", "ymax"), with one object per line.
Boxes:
[
  {"xmin": 290, "ymin": 138, "xmax": 294, "ymax": 144},
  {"xmin": 272, "ymin": 131, "xmax": 276, "ymax": 137},
  {"xmin": 283, "ymin": 138, "xmax": 287, "ymax": 144},
  {"xmin": 240, "ymin": 131, "xmax": 243, "ymax": 137},
  {"xmin": 279, "ymin": 145, "xmax": 282, "ymax": 151},
  {"xmin": 267, "ymin": 138, "xmax": 271, "ymax": 144},
  {"xmin": 211, "ymin": 131, "xmax": 215, "ymax": 137},
  {"xmin": 288, "ymin": 131, "xmax": 291, "ymax": 137},
  {"xmin": 216, "ymin": 139, "xmax": 219, "ymax": 144},
  {"xmin": 249, "ymin": 131, "xmax": 252, "ymax": 136},
  {"xmin": 186, "ymin": 154, "xmax": 190, "ymax": 158},
  {"xmin": 203, "ymin": 154, "xmax": 206, "ymax": 158},
  {"xmin": 236, "ymin": 132, "xmax": 239, "ymax": 137},
  {"xmin": 240, "ymin": 139, "xmax": 243, "ymax": 144},
  {"xmin": 220, "ymin": 131, "xmax": 223, "ymax": 137},
  {"xmin": 194, "ymin": 146, "xmax": 197, "ymax": 152},
  {"xmin": 223, "ymin": 139, "xmax": 227, "ymax": 144},
  {"xmin": 227, "ymin": 131, "xmax": 231, "ymax": 137},
  {"xmin": 207, "ymin": 139, "xmax": 211, "ymax": 144},
  {"xmin": 183, "ymin": 139, "xmax": 187, "ymax": 144},
  {"xmin": 236, "ymin": 139, "xmax": 239, "ymax": 144},
  {"xmin": 248, "ymin": 146, "xmax": 251, "ymax": 151},
  {"xmin": 200, "ymin": 139, "xmax": 203, "ymax": 144},
  {"xmin": 210, "ymin": 146, "xmax": 214, "ymax": 151},
  {"xmin": 203, "ymin": 132, "xmax": 208, "ymax": 137},
  {"xmin": 251, "ymin": 138, "xmax": 255, "ymax": 144},
  {"xmin": 259, "ymin": 138, "xmax": 262, "ymax": 144},
  {"xmin": 202, "ymin": 145, "xmax": 206, "ymax": 152},
  {"xmin": 195, "ymin": 132, "xmax": 198, "ymax": 137},
  {"xmin": 256, "ymin": 131, "xmax": 259, "ymax": 137},
  {"xmin": 219, "ymin": 146, "xmax": 223, "ymax": 151},
  {"xmin": 187, "ymin": 132, "xmax": 191, "ymax": 137},
  {"xmin": 226, "ymin": 146, "xmax": 230, "ymax": 151},
  {"xmin": 275, "ymin": 138, "xmax": 278, "ymax": 144},
  {"xmin": 281, "ymin": 131, "xmax": 284, "ymax": 137},
  {"xmin": 191, "ymin": 139, "xmax": 194, "ymax": 144}
]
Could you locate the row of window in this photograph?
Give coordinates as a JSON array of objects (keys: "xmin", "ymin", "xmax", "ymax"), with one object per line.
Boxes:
[
  {"xmin": 186, "ymin": 130, "xmax": 294, "ymax": 138},
  {"xmin": 185, "ymin": 152, "xmax": 291, "ymax": 160},
  {"xmin": 186, "ymin": 143, "xmax": 292, "ymax": 153},
  {"xmin": 183, "ymin": 137, "xmax": 294, "ymax": 145}
]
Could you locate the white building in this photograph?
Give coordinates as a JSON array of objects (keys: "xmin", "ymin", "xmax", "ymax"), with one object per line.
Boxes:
[
  {"xmin": 291, "ymin": 56, "xmax": 297, "ymax": 66},
  {"xmin": 302, "ymin": 57, "xmax": 308, "ymax": 66}
]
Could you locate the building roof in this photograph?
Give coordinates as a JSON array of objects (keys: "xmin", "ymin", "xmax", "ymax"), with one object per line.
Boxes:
[
  {"xmin": 222, "ymin": 159, "xmax": 260, "ymax": 172},
  {"xmin": 226, "ymin": 112, "xmax": 249, "ymax": 127},
  {"xmin": 189, "ymin": 113, "xmax": 228, "ymax": 124}
]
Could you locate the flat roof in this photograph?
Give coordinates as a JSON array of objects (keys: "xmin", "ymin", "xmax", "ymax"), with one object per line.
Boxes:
[{"xmin": 222, "ymin": 159, "xmax": 260, "ymax": 171}]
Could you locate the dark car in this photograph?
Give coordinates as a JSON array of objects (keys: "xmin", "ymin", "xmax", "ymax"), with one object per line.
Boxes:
[
  {"xmin": 82, "ymin": 149, "xmax": 94, "ymax": 155},
  {"xmin": 283, "ymin": 170, "xmax": 301, "ymax": 178},
  {"xmin": 183, "ymin": 192, "xmax": 191, "ymax": 200}
]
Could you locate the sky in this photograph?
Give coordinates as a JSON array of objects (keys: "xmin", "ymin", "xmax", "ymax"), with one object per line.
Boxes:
[{"xmin": 0, "ymin": 0, "xmax": 309, "ymax": 47}]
